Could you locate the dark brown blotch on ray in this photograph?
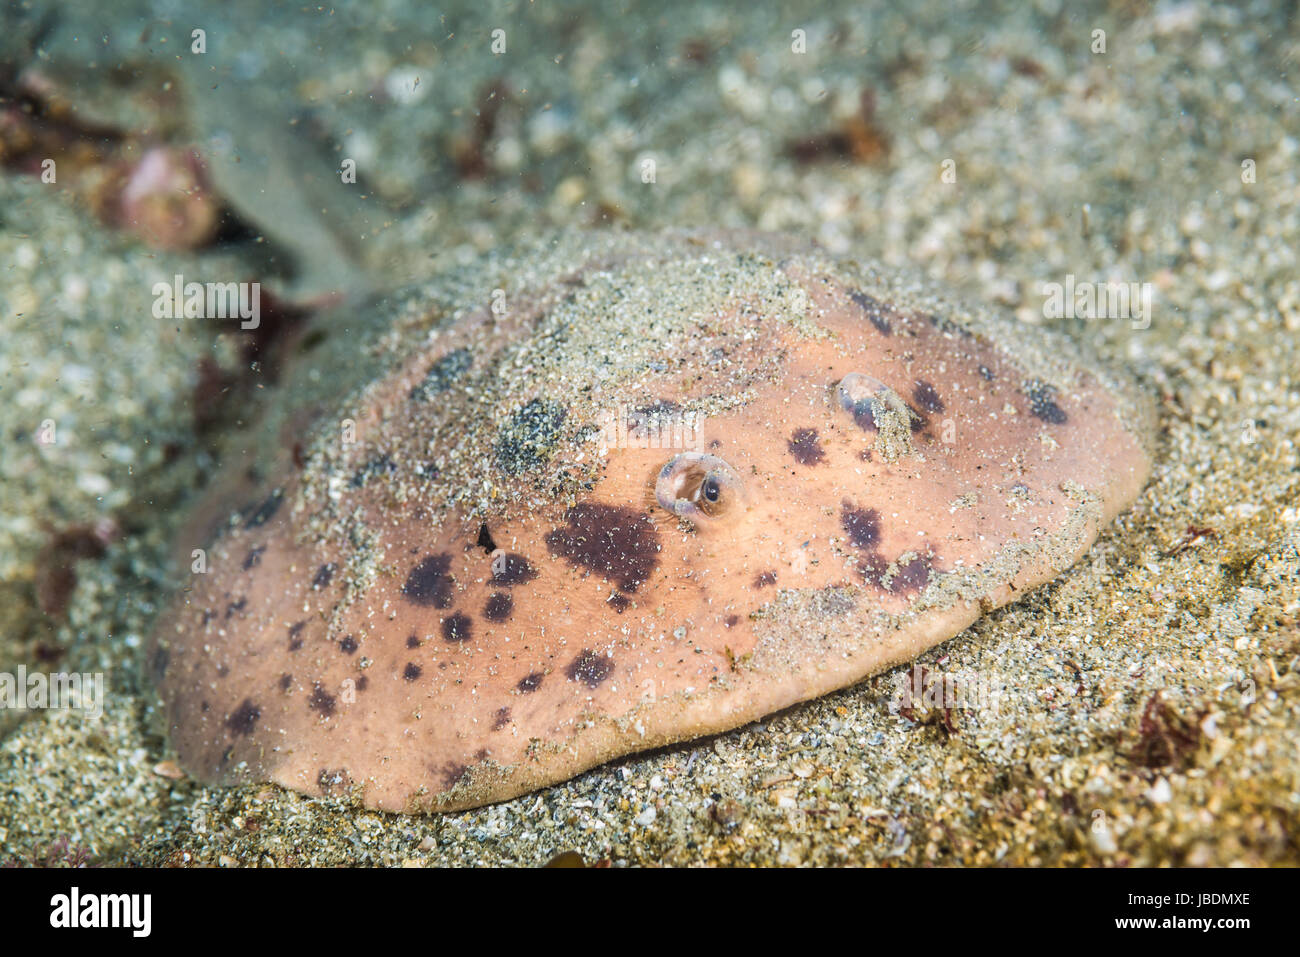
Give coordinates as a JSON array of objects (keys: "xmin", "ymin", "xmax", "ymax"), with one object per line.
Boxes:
[
  {"xmin": 907, "ymin": 403, "xmax": 929, "ymax": 433},
  {"xmin": 150, "ymin": 646, "xmax": 169, "ymax": 681},
  {"xmin": 517, "ymin": 672, "xmax": 544, "ymax": 693},
  {"xmin": 491, "ymin": 552, "xmax": 538, "ymax": 586},
  {"xmin": 913, "ymin": 380, "xmax": 945, "ymax": 415},
  {"xmin": 1025, "ymin": 380, "xmax": 1069, "ymax": 424},
  {"xmin": 349, "ymin": 454, "xmax": 396, "ymax": 489},
  {"xmin": 442, "ymin": 612, "xmax": 473, "ymax": 643},
  {"xmin": 841, "ymin": 501, "xmax": 882, "ymax": 549},
  {"xmin": 226, "ymin": 699, "xmax": 261, "ymax": 736},
  {"xmin": 606, "ymin": 592, "xmax": 632, "ymax": 614},
  {"xmin": 406, "ymin": 634, "xmax": 422, "ymax": 649},
  {"xmin": 403, "ymin": 662, "xmax": 422, "ymax": 681},
  {"xmin": 312, "ymin": 562, "xmax": 337, "ymax": 589},
  {"xmin": 753, "ymin": 570, "xmax": 777, "ymax": 588},
  {"xmin": 318, "ymin": 768, "xmax": 351, "ymax": 795},
  {"xmin": 484, "ymin": 592, "xmax": 513, "ymax": 622},
  {"xmin": 225, "ymin": 597, "xmax": 247, "ymax": 619},
  {"xmin": 492, "ymin": 707, "xmax": 512, "ymax": 731},
  {"xmin": 402, "ymin": 553, "xmax": 455, "ymax": 608},
  {"xmin": 849, "ymin": 289, "xmax": 893, "ymax": 335},
  {"xmin": 410, "ymin": 347, "xmax": 473, "ymax": 401},
  {"xmin": 279, "ymin": 673, "xmax": 292, "ymax": 692},
  {"xmin": 309, "ymin": 682, "xmax": 337, "ymax": 718},
  {"xmin": 494, "ymin": 398, "xmax": 567, "ymax": 475},
  {"xmin": 339, "ymin": 635, "xmax": 358, "ymax": 654},
  {"xmin": 925, "ymin": 311, "xmax": 974, "ymax": 339},
  {"xmin": 889, "ymin": 554, "xmax": 933, "ymax": 593},
  {"xmin": 287, "ymin": 620, "xmax": 306, "ymax": 651},
  {"xmin": 441, "ymin": 762, "xmax": 470, "ymax": 788},
  {"xmin": 567, "ymin": 649, "xmax": 614, "ymax": 689},
  {"xmin": 242, "ymin": 488, "xmax": 284, "ymax": 529},
  {"xmin": 545, "ymin": 503, "xmax": 661, "ymax": 594},
  {"xmin": 857, "ymin": 551, "xmax": 933, "ymax": 595},
  {"xmin": 242, "ymin": 545, "xmax": 266, "ymax": 571},
  {"xmin": 787, "ymin": 427, "xmax": 825, "ymax": 466}
]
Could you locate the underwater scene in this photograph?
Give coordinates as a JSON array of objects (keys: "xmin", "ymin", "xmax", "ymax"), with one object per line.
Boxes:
[{"xmin": 0, "ymin": 0, "xmax": 1297, "ymax": 882}]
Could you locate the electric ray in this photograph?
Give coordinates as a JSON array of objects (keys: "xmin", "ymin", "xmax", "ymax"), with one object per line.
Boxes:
[{"xmin": 148, "ymin": 230, "xmax": 1155, "ymax": 812}]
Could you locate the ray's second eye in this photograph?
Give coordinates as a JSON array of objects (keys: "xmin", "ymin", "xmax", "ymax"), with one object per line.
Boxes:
[{"xmin": 654, "ymin": 452, "xmax": 744, "ymax": 523}]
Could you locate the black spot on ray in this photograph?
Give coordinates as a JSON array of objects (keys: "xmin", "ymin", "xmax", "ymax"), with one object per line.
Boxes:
[
  {"xmin": 476, "ymin": 523, "xmax": 498, "ymax": 553},
  {"xmin": 403, "ymin": 662, "xmax": 422, "ymax": 681},
  {"xmin": 242, "ymin": 545, "xmax": 266, "ymax": 570},
  {"xmin": 339, "ymin": 635, "xmax": 358, "ymax": 654}
]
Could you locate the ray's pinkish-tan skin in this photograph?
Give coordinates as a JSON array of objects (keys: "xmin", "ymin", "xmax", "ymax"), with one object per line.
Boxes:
[{"xmin": 148, "ymin": 231, "xmax": 1155, "ymax": 812}]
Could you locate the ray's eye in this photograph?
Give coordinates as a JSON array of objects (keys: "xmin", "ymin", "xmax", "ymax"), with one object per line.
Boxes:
[
  {"xmin": 835, "ymin": 372, "xmax": 892, "ymax": 431},
  {"xmin": 654, "ymin": 452, "xmax": 744, "ymax": 523}
]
